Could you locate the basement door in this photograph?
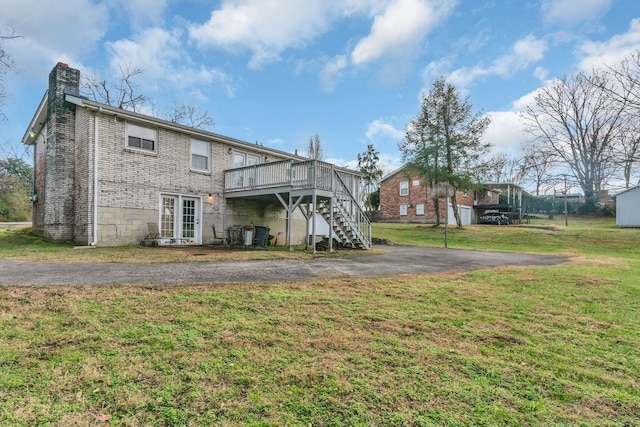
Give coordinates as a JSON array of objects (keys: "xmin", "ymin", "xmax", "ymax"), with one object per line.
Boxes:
[{"xmin": 160, "ymin": 195, "xmax": 202, "ymax": 245}]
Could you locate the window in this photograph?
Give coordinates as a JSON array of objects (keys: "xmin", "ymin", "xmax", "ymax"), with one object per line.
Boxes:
[
  {"xmin": 126, "ymin": 122, "xmax": 156, "ymax": 152},
  {"xmin": 400, "ymin": 204, "xmax": 408, "ymax": 216},
  {"xmin": 247, "ymin": 155, "xmax": 258, "ymax": 186},
  {"xmin": 161, "ymin": 197, "xmax": 176, "ymax": 238},
  {"xmin": 412, "ymin": 179, "xmax": 420, "ymax": 187},
  {"xmin": 233, "ymin": 153, "xmax": 245, "ymax": 168},
  {"xmin": 231, "ymin": 152, "xmax": 260, "ymax": 188},
  {"xmin": 191, "ymin": 139, "xmax": 210, "ymax": 172},
  {"xmin": 416, "ymin": 203, "xmax": 425, "ymax": 215},
  {"xmin": 400, "ymin": 181, "xmax": 409, "ymax": 196}
]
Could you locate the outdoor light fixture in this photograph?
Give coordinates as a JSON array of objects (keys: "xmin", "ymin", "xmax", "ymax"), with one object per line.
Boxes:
[
  {"xmin": 29, "ymin": 128, "xmax": 36, "ymax": 139},
  {"xmin": 206, "ymin": 193, "xmax": 214, "ymax": 204},
  {"xmin": 228, "ymin": 147, "xmax": 233, "ymax": 154}
]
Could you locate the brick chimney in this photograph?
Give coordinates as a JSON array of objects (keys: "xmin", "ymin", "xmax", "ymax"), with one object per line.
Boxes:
[{"xmin": 42, "ymin": 62, "xmax": 81, "ymax": 242}]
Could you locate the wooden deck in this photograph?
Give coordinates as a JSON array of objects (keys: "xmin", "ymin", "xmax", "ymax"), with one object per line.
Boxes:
[{"xmin": 223, "ymin": 160, "xmax": 371, "ymax": 250}]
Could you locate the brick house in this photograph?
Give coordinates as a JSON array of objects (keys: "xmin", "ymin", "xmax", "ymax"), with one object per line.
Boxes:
[
  {"xmin": 379, "ymin": 167, "xmax": 500, "ymax": 225},
  {"xmin": 22, "ymin": 63, "xmax": 370, "ymax": 250}
]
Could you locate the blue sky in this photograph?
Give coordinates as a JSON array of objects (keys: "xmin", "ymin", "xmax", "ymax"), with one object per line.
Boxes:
[{"xmin": 3, "ymin": 0, "xmax": 640, "ymax": 176}]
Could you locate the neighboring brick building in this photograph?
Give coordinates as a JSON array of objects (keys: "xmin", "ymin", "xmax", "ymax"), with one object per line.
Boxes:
[
  {"xmin": 379, "ymin": 167, "xmax": 499, "ymax": 225},
  {"xmin": 23, "ymin": 63, "xmax": 368, "ymax": 249}
]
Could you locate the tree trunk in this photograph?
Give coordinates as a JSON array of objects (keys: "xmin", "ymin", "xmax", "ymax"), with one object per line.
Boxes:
[
  {"xmin": 433, "ymin": 197, "xmax": 441, "ymax": 226},
  {"xmin": 450, "ymin": 195, "xmax": 462, "ymax": 227}
]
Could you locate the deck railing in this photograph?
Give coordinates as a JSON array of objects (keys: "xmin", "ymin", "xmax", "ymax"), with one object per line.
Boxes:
[
  {"xmin": 331, "ymin": 171, "xmax": 372, "ymax": 249},
  {"xmin": 224, "ymin": 159, "xmax": 338, "ymax": 192},
  {"xmin": 223, "ymin": 159, "xmax": 371, "ymax": 249}
]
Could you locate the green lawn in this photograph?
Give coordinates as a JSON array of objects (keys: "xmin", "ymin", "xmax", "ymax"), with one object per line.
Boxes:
[{"xmin": 0, "ymin": 216, "xmax": 639, "ymax": 426}]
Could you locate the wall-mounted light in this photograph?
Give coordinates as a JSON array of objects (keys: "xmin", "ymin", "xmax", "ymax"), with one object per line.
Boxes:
[
  {"xmin": 228, "ymin": 147, "xmax": 233, "ymax": 154},
  {"xmin": 206, "ymin": 193, "xmax": 214, "ymax": 204},
  {"xmin": 28, "ymin": 128, "xmax": 36, "ymax": 139},
  {"xmin": 264, "ymin": 156, "xmax": 268, "ymax": 162}
]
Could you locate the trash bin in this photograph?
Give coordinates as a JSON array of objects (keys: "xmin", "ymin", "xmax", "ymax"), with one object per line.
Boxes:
[
  {"xmin": 243, "ymin": 225, "xmax": 254, "ymax": 247},
  {"xmin": 253, "ymin": 226, "xmax": 270, "ymax": 247}
]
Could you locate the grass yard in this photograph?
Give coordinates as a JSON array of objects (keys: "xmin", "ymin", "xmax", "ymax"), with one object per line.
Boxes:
[{"xmin": 0, "ymin": 216, "xmax": 639, "ymax": 426}]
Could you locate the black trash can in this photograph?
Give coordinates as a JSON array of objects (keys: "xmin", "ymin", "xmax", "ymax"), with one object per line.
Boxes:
[{"xmin": 253, "ymin": 226, "xmax": 270, "ymax": 247}]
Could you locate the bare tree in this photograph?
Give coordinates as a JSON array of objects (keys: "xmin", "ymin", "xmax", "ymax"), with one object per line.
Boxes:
[
  {"xmin": 0, "ymin": 28, "xmax": 21, "ymax": 121},
  {"xmin": 522, "ymin": 70, "xmax": 629, "ymax": 204},
  {"xmin": 81, "ymin": 64, "xmax": 148, "ymax": 112},
  {"xmin": 615, "ymin": 122, "xmax": 640, "ymax": 188},
  {"xmin": 82, "ymin": 65, "xmax": 216, "ymax": 130},
  {"xmin": 604, "ymin": 52, "xmax": 640, "ymax": 187},
  {"xmin": 307, "ymin": 135, "xmax": 323, "ymax": 160},
  {"xmin": 167, "ymin": 102, "xmax": 215, "ymax": 130},
  {"xmin": 521, "ymin": 143, "xmax": 558, "ymax": 195},
  {"xmin": 606, "ymin": 50, "xmax": 640, "ymax": 108},
  {"xmin": 485, "ymin": 154, "xmax": 527, "ymax": 185},
  {"xmin": 484, "ymin": 154, "xmax": 508, "ymax": 182}
]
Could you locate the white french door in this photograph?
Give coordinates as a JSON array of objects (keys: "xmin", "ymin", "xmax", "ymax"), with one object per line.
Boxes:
[{"xmin": 160, "ymin": 195, "xmax": 201, "ymax": 244}]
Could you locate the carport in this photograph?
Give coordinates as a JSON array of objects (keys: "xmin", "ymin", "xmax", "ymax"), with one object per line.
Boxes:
[{"xmin": 475, "ymin": 182, "xmax": 527, "ymax": 224}]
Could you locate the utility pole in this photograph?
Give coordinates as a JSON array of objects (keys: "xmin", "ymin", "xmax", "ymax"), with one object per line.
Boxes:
[
  {"xmin": 560, "ymin": 174, "xmax": 569, "ymax": 227},
  {"xmin": 431, "ymin": 182, "xmax": 456, "ymax": 249},
  {"xmin": 564, "ymin": 175, "xmax": 568, "ymax": 227}
]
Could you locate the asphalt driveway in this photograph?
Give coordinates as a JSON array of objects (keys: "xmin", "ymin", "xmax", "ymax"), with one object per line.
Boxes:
[{"xmin": 0, "ymin": 245, "xmax": 568, "ymax": 286}]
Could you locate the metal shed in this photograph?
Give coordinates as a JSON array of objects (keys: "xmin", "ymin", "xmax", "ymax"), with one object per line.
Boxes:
[{"xmin": 615, "ymin": 186, "xmax": 640, "ymax": 227}]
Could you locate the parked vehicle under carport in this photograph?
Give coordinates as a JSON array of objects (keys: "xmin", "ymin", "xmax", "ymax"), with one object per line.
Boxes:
[{"xmin": 479, "ymin": 212, "xmax": 511, "ymax": 225}]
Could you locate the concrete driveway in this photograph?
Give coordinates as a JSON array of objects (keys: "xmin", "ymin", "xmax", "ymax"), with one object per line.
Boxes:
[{"xmin": 0, "ymin": 245, "xmax": 568, "ymax": 286}]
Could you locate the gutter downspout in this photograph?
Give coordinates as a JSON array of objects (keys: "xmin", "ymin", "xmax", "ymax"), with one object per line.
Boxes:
[{"xmin": 90, "ymin": 109, "xmax": 100, "ymax": 246}]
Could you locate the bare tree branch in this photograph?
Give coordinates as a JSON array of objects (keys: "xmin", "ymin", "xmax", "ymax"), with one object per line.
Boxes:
[
  {"xmin": 521, "ymin": 69, "xmax": 627, "ymax": 202},
  {"xmin": 167, "ymin": 102, "xmax": 215, "ymax": 130},
  {"xmin": 307, "ymin": 135, "xmax": 323, "ymax": 160},
  {"xmin": 81, "ymin": 63, "xmax": 148, "ymax": 112},
  {"xmin": 0, "ymin": 28, "xmax": 22, "ymax": 121}
]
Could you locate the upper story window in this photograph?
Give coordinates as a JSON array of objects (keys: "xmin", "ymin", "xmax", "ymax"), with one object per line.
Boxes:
[
  {"xmin": 231, "ymin": 151, "xmax": 260, "ymax": 187},
  {"xmin": 233, "ymin": 152, "xmax": 259, "ymax": 168},
  {"xmin": 191, "ymin": 139, "xmax": 210, "ymax": 172},
  {"xmin": 126, "ymin": 122, "xmax": 156, "ymax": 152},
  {"xmin": 400, "ymin": 181, "xmax": 409, "ymax": 196},
  {"xmin": 412, "ymin": 179, "xmax": 420, "ymax": 187}
]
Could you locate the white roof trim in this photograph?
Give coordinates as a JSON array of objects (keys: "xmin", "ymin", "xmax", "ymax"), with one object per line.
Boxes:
[{"xmin": 22, "ymin": 91, "xmax": 48, "ymax": 146}]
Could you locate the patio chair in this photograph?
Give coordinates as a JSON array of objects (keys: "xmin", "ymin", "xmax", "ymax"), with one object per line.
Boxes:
[
  {"xmin": 210, "ymin": 225, "xmax": 228, "ymax": 249},
  {"xmin": 140, "ymin": 222, "xmax": 161, "ymax": 247}
]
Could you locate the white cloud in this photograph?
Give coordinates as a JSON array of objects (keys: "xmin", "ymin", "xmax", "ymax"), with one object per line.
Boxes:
[
  {"xmin": 2, "ymin": 0, "xmax": 109, "ymax": 73},
  {"xmin": 511, "ymin": 85, "xmax": 548, "ymax": 112},
  {"xmin": 365, "ymin": 119, "xmax": 404, "ymax": 141},
  {"xmin": 105, "ymin": 28, "xmax": 236, "ymax": 98},
  {"xmin": 446, "ymin": 34, "xmax": 548, "ymax": 88},
  {"xmin": 534, "ymin": 66, "xmax": 548, "ymax": 81},
  {"xmin": 541, "ymin": 0, "xmax": 611, "ymax": 27},
  {"xmin": 577, "ymin": 18, "xmax": 640, "ymax": 71},
  {"xmin": 107, "ymin": 28, "xmax": 182, "ymax": 78},
  {"xmin": 483, "ymin": 111, "xmax": 530, "ymax": 156},
  {"xmin": 188, "ymin": 0, "xmax": 456, "ymax": 74},
  {"xmin": 188, "ymin": 0, "xmax": 337, "ymax": 70},
  {"xmin": 351, "ymin": 0, "xmax": 456, "ymax": 65},
  {"xmin": 318, "ymin": 55, "xmax": 348, "ymax": 91},
  {"xmin": 113, "ymin": 0, "xmax": 171, "ymax": 25}
]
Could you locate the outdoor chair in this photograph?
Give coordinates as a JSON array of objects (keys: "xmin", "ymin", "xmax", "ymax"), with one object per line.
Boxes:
[
  {"xmin": 210, "ymin": 225, "xmax": 228, "ymax": 249},
  {"xmin": 140, "ymin": 222, "xmax": 161, "ymax": 247}
]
